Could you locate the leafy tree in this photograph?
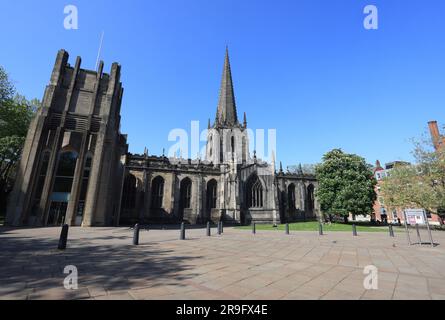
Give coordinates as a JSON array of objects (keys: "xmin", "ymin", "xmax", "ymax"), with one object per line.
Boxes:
[
  {"xmin": 380, "ymin": 136, "xmax": 445, "ymax": 217},
  {"xmin": 315, "ymin": 149, "xmax": 377, "ymax": 222},
  {"xmin": 0, "ymin": 67, "xmax": 38, "ymax": 214},
  {"xmin": 0, "ymin": 66, "xmax": 15, "ymax": 103}
]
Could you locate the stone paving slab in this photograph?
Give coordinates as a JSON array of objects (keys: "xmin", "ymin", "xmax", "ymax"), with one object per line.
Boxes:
[{"xmin": 0, "ymin": 226, "xmax": 445, "ymax": 300}]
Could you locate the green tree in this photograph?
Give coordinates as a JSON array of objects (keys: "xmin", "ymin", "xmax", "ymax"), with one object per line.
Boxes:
[
  {"xmin": 0, "ymin": 67, "xmax": 38, "ymax": 214},
  {"xmin": 0, "ymin": 66, "xmax": 15, "ymax": 103},
  {"xmin": 315, "ymin": 149, "xmax": 377, "ymax": 222},
  {"xmin": 381, "ymin": 136, "xmax": 445, "ymax": 218}
]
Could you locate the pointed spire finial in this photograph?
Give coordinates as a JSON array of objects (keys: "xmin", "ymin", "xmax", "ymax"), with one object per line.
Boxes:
[
  {"xmin": 280, "ymin": 161, "xmax": 283, "ymax": 173},
  {"xmin": 243, "ymin": 112, "xmax": 247, "ymax": 128},
  {"xmin": 215, "ymin": 47, "xmax": 238, "ymax": 127},
  {"xmin": 208, "ymin": 118, "xmax": 211, "ymax": 130},
  {"xmin": 298, "ymin": 163, "xmax": 303, "ymax": 175}
]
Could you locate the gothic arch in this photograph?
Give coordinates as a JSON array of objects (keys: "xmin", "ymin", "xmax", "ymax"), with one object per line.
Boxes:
[
  {"xmin": 180, "ymin": 177, "xmax": 192, "ymax": 210},
  {"xmin": 246, "ymin": 174, "xmax": 264, "ymax": 208},
  {"xmin": 288, "ymin": 183, "xmax": 296, "ymax": 211},
  {"xmin": 206, "ymin": 179, "xmax": 218, "ymax": 210},
  {"xmin": 306, "ymin": 184, "xmax": 315, "ymax": 215},
  {"xmin": 151, "ymin": 176, "xmax": 165, "ymax": 209},
  {"xmin": 122, "ymin": 174, "xmax": 137, "ymax": 210}
]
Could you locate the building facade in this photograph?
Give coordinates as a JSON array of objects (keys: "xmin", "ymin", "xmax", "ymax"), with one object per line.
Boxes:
[
  {"xmin": 372, "ymin": 160, "xmax": 443, "ymax": 226},
  {"xmin": 371, "ymin": 122, "xmax": 445, "ymax": 225},
  {"xmin": 372, "ymin": 161, "xmax": 409, "ymax": 224},
  {"xmin": 6, "ymin": 50, "xmax": 128, "ymax": 227},
  {"xmin": 6, "ymin": 49, "xmax": 320, "ymax": 227}
]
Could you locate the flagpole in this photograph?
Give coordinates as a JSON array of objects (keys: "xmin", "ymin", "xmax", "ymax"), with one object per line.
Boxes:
[{"xmin": 95, "ymin": 31, "xmax": 105, "ymax": 71}]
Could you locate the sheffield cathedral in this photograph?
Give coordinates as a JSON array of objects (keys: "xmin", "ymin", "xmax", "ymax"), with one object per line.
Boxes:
[{"xmin": 6, "ymin": 49, "xmax": 320, "ymax": 227}]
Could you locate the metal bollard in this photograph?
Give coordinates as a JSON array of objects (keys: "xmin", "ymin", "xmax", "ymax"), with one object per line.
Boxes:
[
  {"xmin": 352, "ymin": 224, "xmax": 358, "ymax": 237},
  {"xmin": 206, "ymin": 221, "xmax": 211, "ymax": 237},
  {"xmin": 133, "ymin": 223, "xmax": 140, "ymax": 245},
  {"xmin": 58, "ymin": 224, "xmax": 69, "ymax": 250},
  {"xmin": 389, "ymin": 225, "xmax": 395, "ymax": 238},
  {"xmin": 415, "ymin": 224, "xmax": 422, "ymax": 245},
  {"xmin": 319, "ymin": 223, "xmax": 324, "ymax": 236},
  {"xmin": 217, "ymin": 221, "xmax": 222, "ymax": 235},
  {"xmin": 252, "ymin": 223, "xmax": 256, "ymax": 235},
  {"xmin": 180, "ymin": 222, "xmax": 186, "ymax": 240},
  {"xmin": 285, "ymin": 223, "xmax": 290, "ymax": 235},
  {"xmin": 221, "ymin": 221, "xmax": 224, "ymax": 234}
]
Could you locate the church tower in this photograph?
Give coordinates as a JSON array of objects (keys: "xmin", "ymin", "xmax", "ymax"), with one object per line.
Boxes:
[
  {"xmin": 206, "ymin": 48, "xmax": 249, "ymax": 165},
  {"xmin": 6, "ymin": 50, "xmax": 128, "ymax": 227}
]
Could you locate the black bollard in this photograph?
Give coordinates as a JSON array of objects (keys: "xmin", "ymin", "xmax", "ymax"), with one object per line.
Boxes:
[
  {"xmin": 319, "ymin": 223, "xmax": 324, "ymax": 236},
  {"xmin": 415, "ymin": 224, "xmax": 422, "ymax": 245},
  {"xmin": 221, "ymin": 221, "xmax": 224, "ymax": 234},
  {"xmin": 206, "ymin": 221, "xmax": 211, "ymax": 237},
  {"xmin": 58, "ymin": 224, "xmax": 69, "ymax": 250},
  {"xmin": 285, "ymin": 223, "xmax": 290, "ymax": 235},
  {"xmin": 180, "ymin": 222, "xmax": 186, "ymax": 240},
  {"xmin": 217, "ymin": 221, "xmax": 222, "ymax": 235},
  {"xmin": 352, "ymin": 224, "xmax": 358, "ymax": 237},
  {"xmin": 252, "ymin": 223, "xmax": 256, "ymax": 235},
  {"xmin": 389, "ymin": 225, "xmax": 395, "ymax": 238},
  {"xmin": 133, "ymin": 223, "xmax": 140, "ymax": 245}
]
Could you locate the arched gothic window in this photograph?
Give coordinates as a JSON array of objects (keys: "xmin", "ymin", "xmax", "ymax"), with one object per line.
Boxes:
[
  {"xmin": 207, "ymin": 179, "xmax": 217, "ymax": 209},
  {"xmin": 180, "ymin": 178, "xmax": 192, "ymax": 209},
  {"xmin": 288, "ymin": 184, "xmax": 296, "ymax": 210},
  {"xmin": 122, "ymin": 174, "xmax": 137, "ymax": 210},
  {"xmin": 247, "ymin": 175, "xmax": 263, "ymax": 208},
  {"xmin": 151, "ymin": 176, "xmax": 164, "ymax": 209},
  {"xmin": 307, "ymin": 184, "xmax": 315, "ymax": 213}
]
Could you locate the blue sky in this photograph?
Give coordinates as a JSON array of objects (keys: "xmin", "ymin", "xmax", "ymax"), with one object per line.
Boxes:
[{"xmin": 1, "ymin": 0, "xmax": 445, "ymax": 168}]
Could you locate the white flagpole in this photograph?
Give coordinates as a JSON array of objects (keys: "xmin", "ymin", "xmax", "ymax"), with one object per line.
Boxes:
[{"xmin": 95, "ymin": 31, "xmax": 105, "ymax": 71}]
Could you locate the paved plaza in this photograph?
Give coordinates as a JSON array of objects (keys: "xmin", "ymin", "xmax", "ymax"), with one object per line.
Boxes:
[{"xmin": 1, "ymin": 226, "xmax": 445, "ymax": 300}]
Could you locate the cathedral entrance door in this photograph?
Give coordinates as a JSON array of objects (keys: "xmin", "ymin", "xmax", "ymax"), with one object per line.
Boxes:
[{"xmin": 47, "ymin": 201, "xmax": 68, "ymax": 226}]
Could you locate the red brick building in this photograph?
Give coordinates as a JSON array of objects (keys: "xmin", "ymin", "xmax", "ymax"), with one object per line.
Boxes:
[
  {"xmin": 371, "ymin": 121, "xmax": 445, "ymax": 225},
  {"xmin": 372, "ymin": 161, "xmax": 409, "ymax": 224}
]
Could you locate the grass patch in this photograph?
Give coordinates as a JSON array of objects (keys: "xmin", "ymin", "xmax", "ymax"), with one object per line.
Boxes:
[{"xmin": 236, "ymin": 221, "xmax": 403, "ymax": 233}]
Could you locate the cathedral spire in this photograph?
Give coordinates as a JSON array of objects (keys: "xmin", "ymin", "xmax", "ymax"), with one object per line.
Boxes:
[{"xmin": 215, "ymin": 47, "xmax": 238, "ymax": 127}]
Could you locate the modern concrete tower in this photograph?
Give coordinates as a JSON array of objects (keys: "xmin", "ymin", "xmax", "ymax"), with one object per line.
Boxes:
[{"xmin": 6, "ymin": 50, "xmax": 128, "ymax": 227}]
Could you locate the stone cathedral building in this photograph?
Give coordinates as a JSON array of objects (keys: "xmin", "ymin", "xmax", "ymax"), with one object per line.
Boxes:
[{"xmin": 6, "ymin": 49, "xmax": 319, "ymax": 227}]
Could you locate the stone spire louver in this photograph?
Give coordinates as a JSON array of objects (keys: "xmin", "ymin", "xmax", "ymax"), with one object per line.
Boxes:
[{"xmin": 215, "ymin": 47, "xmax": 239, "ymax": 127}]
